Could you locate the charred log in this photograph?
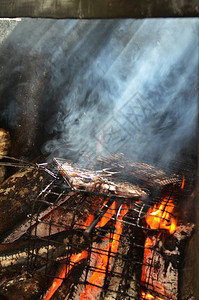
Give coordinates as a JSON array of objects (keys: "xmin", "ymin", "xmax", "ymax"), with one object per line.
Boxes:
[
  {"xmin": 0, "ymin": 166, "xmax": 6, "ymax": 184},
  {"xmin": 0, "ymin": 129, "xmax": 11, "ymax": 159},
  {"xmin": 0, "ymin": 165, "xmax": 55, "ymax": 238},
  {"xmin": 141, "ymin": 224, "xmax": 194, "ymax": 300},
  {"xmin": 0, "ymin": 272, "xmax": 43, "ymax": 300},
  {"xmin": 0, "ymin": 230, "xmax": 89, "ymax": 276}
]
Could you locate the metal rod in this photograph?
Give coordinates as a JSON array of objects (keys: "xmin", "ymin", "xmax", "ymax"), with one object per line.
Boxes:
[{"xmin": 84, "ymin": 198, "xmax": 115, "ymax": 236}]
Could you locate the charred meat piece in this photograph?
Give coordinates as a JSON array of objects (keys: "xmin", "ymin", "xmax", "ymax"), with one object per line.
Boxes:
[{"xmin": 55, "ymin": 159, "xmax": 147, "ymax": 200}]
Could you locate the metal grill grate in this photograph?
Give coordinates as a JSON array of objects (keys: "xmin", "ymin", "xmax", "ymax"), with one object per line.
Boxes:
[
  {"xmin": 21, "ymin": 158, "xmax": 186, "ymax": 300},
  {"xmin": 0, "ymin": 156, "xmax": 193, "ymax": 300}
]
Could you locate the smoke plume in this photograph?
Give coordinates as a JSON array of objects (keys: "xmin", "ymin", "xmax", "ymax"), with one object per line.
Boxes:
[{"xmin": 0, "ymin": 18, "xmax": 198, "ymax": 167}]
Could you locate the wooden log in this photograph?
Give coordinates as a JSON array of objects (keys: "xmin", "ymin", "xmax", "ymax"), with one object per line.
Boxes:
[
  {"xmin": 0, "ymin": 166, "xmax": 6, "ymax": 184},
  {"xmin": 0, "ymin": 230, "xmax": 88, "ymax": 276},
  {"xmin": 103, "ymin": 235, "xmax": 139, "ymax": 300},
  {"xmin": 67, "ymin": 209, "xmax": 143, "ymax": 300},
  {"xmin": 0, "ymin": 129, "xmax": 11, "ymax": 159},
  {"xmin": 2, "ymin": 192, "xmax": 75, "ymax": 243},
  {"xmin": 2, "ymin": 192, "xmax": 103, "ymax": 243},
  {"xmin": 178, "ymin": 231, "xmax": 195, "ymax": 300},
  {"xmin": 0, "ymin": 272, "xmax": 43, "ymax": 300},
  {"xmin": 102, "ymin": 212, "xmax": 145, "ymax": 300},
  {"xmin": 0, "ymin": 165, "xmax": 54, "ymax": 237},
  {"xmin": 141, "ymin": 224, "xmax": 194, "ymax": 299}
]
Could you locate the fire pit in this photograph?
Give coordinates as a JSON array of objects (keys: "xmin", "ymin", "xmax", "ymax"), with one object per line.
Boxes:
[
  {"xmin": 0, "ymin": 154, "xmax": 195, "ymax": 300},
  {"xmin": 0, "ymin": 18, "xmax": 197, "ymax": 300}
]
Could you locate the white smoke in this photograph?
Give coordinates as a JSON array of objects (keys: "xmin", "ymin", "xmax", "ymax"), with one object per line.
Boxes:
[{"xmin": 0, "ymin": 18, "xmax": 198, "ymax": 166}]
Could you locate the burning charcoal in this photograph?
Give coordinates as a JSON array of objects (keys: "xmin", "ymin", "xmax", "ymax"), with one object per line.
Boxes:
[
  {"xmin": 141, "ymin": 224, "xmax": 194, "ymax": 300},
  {"xmin": 0, "ymin": 155, "xmax": 194, "ymax": 300},
  {"xmin": 102, "ymin": 235, "xmax": 139, "ymax": 300},
  {"xmin": 0, "ymin": 129, "xmax": 11, "ymax": 159},
  {"xmin": 55, "ymin": 159, "xmax": 147, "ymax": 200},
  {"xmin": 0, "ymin": 165, "xmax": 55, "ymax": 237}
]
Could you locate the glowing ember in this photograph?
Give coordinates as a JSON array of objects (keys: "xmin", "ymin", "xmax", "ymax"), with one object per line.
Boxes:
[
  {"xmin": 84, "ymin": 214, "xmax": 94, "ymax": 228},
  {"xmin": 83, "ymin": 200, "xmax": 117, "ymax": 230},
  {"xmin": 43, "ymin": 264, "xmax": 66, "ymax": 300},
  {"xmin": 80, "ymin": 205, "xmax": 128, "ymax": 300},
  {"xmin": 145, "ymin": 197, "xmax": 177, "ymax": 234},
  {"xmin": 43, "ymin": 251, "xmax": 88, "ymax": 300},
  {"xmin": 43, "ymin": 201, "xmax": 127, "ymax": 300},
  {"xmin": 141, "ymin": 236, "xmax": 153, "ymax": 285},
  {"xmin": 141, "ymin": 291, "xmax": 163, "ymax": 299},
  {"xmin": 181, "ymin": 173, "xmax": 185, "ymax": 189},
  {"xmin": 141, "ymin": 194, "xmax": 178, "ymax": 299},
  {"xmin": 96, "ymin": 200, "xmax": 117, "ymax": 228}
]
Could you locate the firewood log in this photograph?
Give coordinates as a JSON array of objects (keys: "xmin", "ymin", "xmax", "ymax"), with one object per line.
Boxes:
[
  {"xmin": 0, "ymin": 230, "xmax": 88, "ymax": 275},
  {"xmin": 0, "ymin": 165, "xmax": 55, "ymax": 237},
  {"xmin": 141, "ymin": 224, "xmax": 194, "ymax": 300},
  {"xmin": 0, "ymin": 166, "xmax": 6, "ymax": 184},
  {"xmin": 0, "ymin": 129, "xmax": 11, "ymax": 159},
  {"xmin": 0, "ymin": 272, "xmax": 44, "ymax": 300},
  {"xmin": 2, "ymin": 192, "xmax": 108, "ymax": 243}
]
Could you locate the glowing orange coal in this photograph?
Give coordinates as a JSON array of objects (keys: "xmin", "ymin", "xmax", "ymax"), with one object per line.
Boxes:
[
  {"xmin": 145, "ymin": 197, "xmax": 177, "ymax": 234},
  {"xmin": 141, "ymin": 291, "xmax": 163, "ymax": 299},
  {"xmin": 83, "ymin": 200, "xmax": 117, "ymax": 229},
  {"xmin": 80, "ymin": 204, "xmax": 128, "ymax": 300},
  {"xmin": 141, "ymin": 236, "xmax": 153, "ymax": 285},
  {"xmin": 43, "ymin": 250, "xmax": 88, "ymax": 300},
  {"xmin": 96, "ymin": 200, "xmax": 117, "ymax": 228},
  {"xmin": 181, "ymin": 173, "xmax": 185, "ymax": 189},
  {"xmin": 43, "ymin": 201, "xmax": 126, "ymax": 300}
]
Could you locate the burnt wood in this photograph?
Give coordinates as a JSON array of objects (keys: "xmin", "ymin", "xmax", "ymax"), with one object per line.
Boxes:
[
  {"xmin": 0, "ymin": 0, "xmax": 198, "ymax": 18},
  {"xmin": 0, "ymin": 165, "xmax": 54, "ymax": 237},
  {"xmin": 0, "ymin": 273, "xmax": 43, "ymax": 300},
  {"xmin": 0, "ymin": 129, "xmax": 11, "ymax": 160},
  {"xmin": 0, "ymin": 230, "xmax": 88, "ymax": 275}
]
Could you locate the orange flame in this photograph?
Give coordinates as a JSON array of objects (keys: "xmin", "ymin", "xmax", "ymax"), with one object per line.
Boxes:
[
  {"xmin": 43, "ymin": 251, "xmax": 88, "ymax": 300},
  {"xmin": 145, "ymin": 197, "xmax": 177, "ymax": 234},
  {"xmin": 84, "ymin": 214, "xmax": 94, "ymax": 228},
  {"xmin": 141, "ymin": 236, "xmax": 153, "ymax": 284},
  {"xmin": 96, "ymin": 201, "xmax": 117, "ymax": 228},
  {"xmin": 84, "ymin": 201, "xmax": 117, "ymax": 229},
  {"xmin": 43, "ymin": 201, "xmax": 125, "ymax": 300},
  {"xmin": 181, "ymin": 173, "xmax": 185, "ymax": 189},
  {"xmin": 141, "ymin": 291, "xmax": 163, "ymax": 299},
  {"xmin": 80, "ymin": 205, "xmax": 128, "ymax": 300},
  {"xmin": 141, "ymin": 196, "xmax": 177, "ymax": 299}
]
